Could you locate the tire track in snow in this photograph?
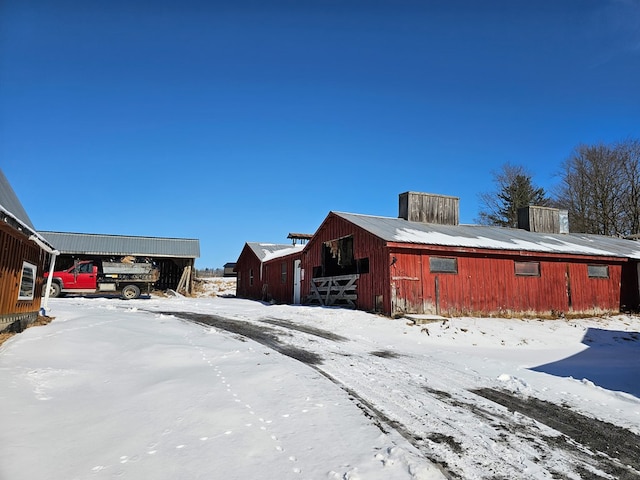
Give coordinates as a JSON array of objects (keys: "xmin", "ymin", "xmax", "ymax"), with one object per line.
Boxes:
[{"xmin": 161, "ymin": 310, "xmax": 640, "ymax": 479}]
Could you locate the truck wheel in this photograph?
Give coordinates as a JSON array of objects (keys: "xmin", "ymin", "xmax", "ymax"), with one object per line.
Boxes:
[
  {"xmin": 121, "ymin": 284, "xmax": 141, "ymax": 300},
  {"xmin": 48, "ymin": 283, "xmax": 62, "ymax": 298}
]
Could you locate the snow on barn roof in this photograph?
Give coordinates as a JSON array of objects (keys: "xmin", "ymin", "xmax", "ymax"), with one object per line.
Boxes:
[
  {"xmin": 246, "ymin": 242, "xmax": 304, "ymax": 262},
  {"xmin": 334, "ymin": 211, "xmax": 640, "ymax": 260}
]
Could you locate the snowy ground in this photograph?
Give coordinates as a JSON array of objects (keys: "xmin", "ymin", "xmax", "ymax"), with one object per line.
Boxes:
[{"xmin": 1, "ymin": 283, "xmax": 639, "ymax": 479}]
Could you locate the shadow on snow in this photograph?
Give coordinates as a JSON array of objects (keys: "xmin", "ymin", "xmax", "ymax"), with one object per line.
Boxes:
[{"xmin": 531, "ymin": 328, "xmax": 640, "ymax": 398}]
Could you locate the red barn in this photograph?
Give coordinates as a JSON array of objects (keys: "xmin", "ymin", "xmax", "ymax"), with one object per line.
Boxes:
[
  {"xmin": 235, "ymin": 242, "xmax": 304, "ymax": 304},
  {"xmin": 299, "ymin": 192, "xmax": 640, "ymax": 317}
]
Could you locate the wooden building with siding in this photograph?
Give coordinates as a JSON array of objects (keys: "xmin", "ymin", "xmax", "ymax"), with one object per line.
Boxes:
[
  {"xmin": 299, "ymin": 192, "xmax": 640, "ymax": 317},
  {"xmin": 0, "ymin": 169, "xmax": 56, "ymax": 332},
  {"xmin": 235, "ymin": 243, "xmax": 304, "ymax": 304}
]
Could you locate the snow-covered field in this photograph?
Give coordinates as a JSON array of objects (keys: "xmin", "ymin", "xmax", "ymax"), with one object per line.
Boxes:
[{"xmin": 1, "ymin": 281, "xmax": 639, "ymax": 479}]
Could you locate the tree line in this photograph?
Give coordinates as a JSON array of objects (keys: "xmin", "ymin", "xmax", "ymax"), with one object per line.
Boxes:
[{"xmin": 477, "ymin": 138, "xmax": 640, "ymax": 237}]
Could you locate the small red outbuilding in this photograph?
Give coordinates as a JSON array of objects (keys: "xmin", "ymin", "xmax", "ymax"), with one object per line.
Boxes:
[{"xmin": 235, "ymin": 242, "xmax": 304, "ymax": 304}]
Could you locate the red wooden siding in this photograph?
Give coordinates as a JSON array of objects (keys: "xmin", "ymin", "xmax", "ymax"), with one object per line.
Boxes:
[
  {"xmin": 567, "ymin": 262, "xmax": 622, "ymax": 313},
  {"xmin": 420, "ymin": 254, "xmax": 569, "ymax": 315},
  {"xmin": 235, "ymin": 244, "xmax": 303, "ymax": 304},
  {"xmin": 389, "ymin": 251, "xmax": 424, "ymax": 313},
  {"xmin": 388, "ymin": 245, "xmax": 625, "ymax": 316},
  {"xmin": 234, "ymin": 245, "xmax": 264, "ymax": 301},
  {"xmin": 0, "ymin": 224, "xmax": 49, "ymax": 329},
  {"xmin": 261, "ymin": 253, "xmax": 302, "ymax": 304}
]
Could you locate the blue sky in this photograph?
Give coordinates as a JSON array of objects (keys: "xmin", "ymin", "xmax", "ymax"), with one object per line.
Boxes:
[{"xmin": 2, "ymin": 0, "xmax": 639, "ymax": 268}]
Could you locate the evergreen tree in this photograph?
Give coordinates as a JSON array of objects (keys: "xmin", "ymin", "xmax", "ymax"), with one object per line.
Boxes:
[{"xmin": 477, "ymin": 164, "xmax": 549, "ymax": 228}]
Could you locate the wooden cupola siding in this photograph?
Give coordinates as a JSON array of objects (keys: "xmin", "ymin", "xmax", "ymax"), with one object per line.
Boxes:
[
  {"xmin": 518, "ymin": 206, "xmax": 570, "ymax": 234},
  {"xmin": 398, "ymin": 192, "xmax": 460, "ymax": 225}
]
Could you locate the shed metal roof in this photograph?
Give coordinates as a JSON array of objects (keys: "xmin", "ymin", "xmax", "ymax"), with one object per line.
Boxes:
[
  {"xmin": 334, "ymin": 211, "xmax": 640, "ymax": 260},
  {"xmin": 39, "ymin": 231, "xmax": 200, "ymax": 258},
  {"xmin": 0, "ymin": 168, "xmax": 35, "ymax": 230}
]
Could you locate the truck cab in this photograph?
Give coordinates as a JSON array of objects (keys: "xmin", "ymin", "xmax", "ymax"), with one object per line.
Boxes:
[
  {"xmin": 46, "ymin": 261, "xmax": 98, "ymax": 295},
  {"xmin": 59, "ymin": 261, "xmax": 98, "ymax": 290}
]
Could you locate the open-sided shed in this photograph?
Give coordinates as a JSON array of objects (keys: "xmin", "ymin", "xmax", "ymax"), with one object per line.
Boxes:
[
  {"xmin": 0, "ymin": 169, "xmax": 56, "ymax": 331},
  {"xmin": 39, "ymin": 231, "xmax": 200, "ymax": 291}
]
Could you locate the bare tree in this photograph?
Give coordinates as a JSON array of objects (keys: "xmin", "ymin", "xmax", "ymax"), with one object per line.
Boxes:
[
  {"xmin": 556, "ymin": 140, "xmax": 640, "ymax": 237},
  {"xmin": 477, "ymin": 163, "xmax": 549, "ymax": 228},
  {"xmin": 619, "ymin": 139, "xmax": 640, "ymax": 236}
]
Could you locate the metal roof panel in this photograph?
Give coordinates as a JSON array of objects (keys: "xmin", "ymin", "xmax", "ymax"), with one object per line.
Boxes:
[
  {"xmin": 39, "ymin": 231, "xmax": 200, "ymax": 258},
  {"xmin": 334, "ymin": 212, "xmax": 640, "ymax": 259},
  {"xmin": 0, "ymin": 169, "xmax": 35, "ymax": 230}
]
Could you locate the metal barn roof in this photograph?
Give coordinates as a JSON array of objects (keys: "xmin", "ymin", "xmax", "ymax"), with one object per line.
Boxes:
[
  {"xmin": 246, "ymin": 242, "xmax": 304, "ymax": 262},
  {"xmin": 39, "ymin": 231, "xmax": 200, "ymax": 258},
  {"xmin": 334, "ymin": 211, "xmax": 640, "ymax": 260},
  {"xmin": 0, "ymin": 168, "xmax": 35, "ymax": 230}
]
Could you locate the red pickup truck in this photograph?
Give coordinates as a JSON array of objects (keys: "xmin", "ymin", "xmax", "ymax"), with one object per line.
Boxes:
[{"xmin": 45, "ymin": 259, "xmax": 159, "ymax": 299}]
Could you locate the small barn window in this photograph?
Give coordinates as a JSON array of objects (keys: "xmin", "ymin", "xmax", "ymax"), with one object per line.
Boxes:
[
  {"xmin": 18, "ymin": 261, "xmax": 37, "ymax": 300},
  {"xmin": 281, "ymin": 262, "xmax": 287, "ymax": 283},
  {"xmin": 249, "ymin": 268, "xmax": 254, "ymax": 286},
  {"xmin": 429, "ymin": 257, "xmax": 458, "ymax": 273},
  {"xmin": 515, "ymin": 261, "xmax": 540, "ymax": 277},
  {"xmin": 588, "ymin": 265, "xmax": 609, "ymax": 278},
  {"xmin": 357, "ymin": 258, "xmax": 370, "ymax": 274}
]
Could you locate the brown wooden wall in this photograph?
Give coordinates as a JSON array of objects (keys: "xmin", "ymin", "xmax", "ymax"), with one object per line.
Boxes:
[
  {"xmin": 0, "ymin": 224, "xmax": 48, "ymax": 330},
  {"xmin": 300, "ymin": 213, "xmax": 388, "ymax": 312}
]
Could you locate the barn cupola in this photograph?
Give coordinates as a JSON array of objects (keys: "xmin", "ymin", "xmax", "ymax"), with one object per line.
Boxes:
[
  {"xmin": 517, "ymin": 206, "xmax": 569, "ymax": 234},
  {"xmin": 398, "ymin": 192, "xmax": 460, "ymax": 225}
]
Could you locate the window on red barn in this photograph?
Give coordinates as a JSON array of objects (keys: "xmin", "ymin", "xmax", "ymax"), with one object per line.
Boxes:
[
  {"xmin": 429, "ymin": 257, "xmax": 458, "ymax": 274},
  {"xmin": 588, "ymin": 265, "xmax": 609, "ymax": 278},
  {"xmin": 515, "ymin": 261, "xmax": 540, "ymax": 276}
]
